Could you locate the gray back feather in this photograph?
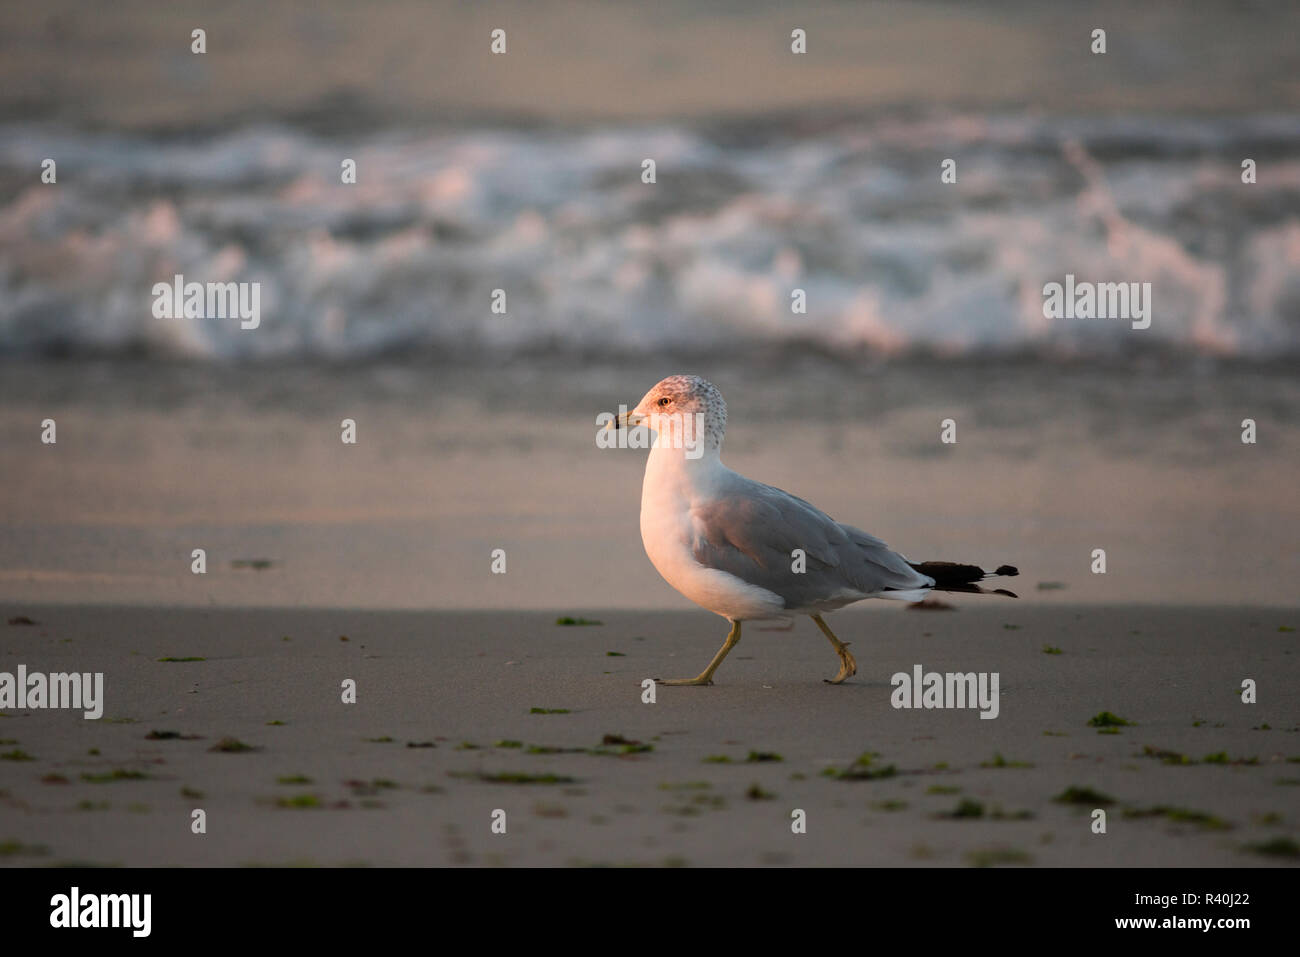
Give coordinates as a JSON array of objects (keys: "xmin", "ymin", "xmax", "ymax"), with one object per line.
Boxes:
[{"xmin": 689, "ymin": 474, "xmax": 933, "ymax": 610}]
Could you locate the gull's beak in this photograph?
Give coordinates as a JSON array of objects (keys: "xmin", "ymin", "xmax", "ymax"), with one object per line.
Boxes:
[{"xmin": 607, "ymin": 407, "xmax": 648, "ymax": 431}]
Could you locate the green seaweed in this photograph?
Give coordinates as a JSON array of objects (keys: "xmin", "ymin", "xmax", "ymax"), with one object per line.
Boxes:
[
  {"xmin": 231, "ymin": 559, "xmax": 274, "ymax": 570},
  {"xmin": 81, "ymin": 769, "xmax": 149, "ymax": 783},
  {"xmin": 275, "ymin": 794, "xmax": 321, "ymax": 809},
  {"xmin": 1122, "ymin": 806, "xmax": 1231, "ymax": 830},
  {"xmin": 209, "ymin": 738, "xmax": 258, "ymax": 753},
  {"xmin": 1244, "ymin": 836, "xmax": 1299, "ymax": 858},
  {"xmin": 530, "ymin": 708, "xmax": 570, "ymax": 714},
  {"xmin": 966, "ymin": 847, "xmax": 1032, "ymax": 867},
  {"xmin": 555, "ymin": 617, "xmax": 602, "ymax": 626},
  {"xmin": 1088, "ymin": 711, "xmax": 1133, "ymax": 728},
  {"xmin": 1053, "ymin": 786, "xmax": 1115, "ymax": 806},
  {"xmin": 0, "ymin": 839, "xmax": 50, "ymax": 857},
  {"xmin": 980, "ymin": 752, "xmax": 1034, "ymax": 769},
  {"xmin": 594, "ymin": 742, "xmax": 653, "ymax": 756},
  {"xmin": 945, "ymin": 799, "xmax": 985, "ymax": 819},
  {"xmin": 1202, "ymin": 751, "xmax": 1258, "ymax": 765},
  {"xmin": 823, "ymin": 752, "xmax": 896, "ymax": 781},
  {"xmin": 1141, "ymin": 745, "xmax": 1193, "ymax": 765},
  {"xmin": 156, "ymin": 657, "xmax": 205, "ymax": 662},
  {"xmin": 469, "ymin": 771, "xmax": 576, "ymax": 785}
]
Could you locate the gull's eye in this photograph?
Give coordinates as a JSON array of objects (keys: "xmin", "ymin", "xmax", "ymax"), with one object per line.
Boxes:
[{"xmin": 658, "ymin": 397, "xmax": 671, "ymax": 406}]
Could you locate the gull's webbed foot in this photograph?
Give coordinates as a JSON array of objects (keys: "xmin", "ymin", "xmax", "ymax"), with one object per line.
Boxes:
[
  {"xmin": 656, "ymin": 620, "xmax": 741, "ymax": 687},
  {"xmin": 812, "ymin": 614, "xmax": 857, "ymax": 685},
  {"xmin": 654, "ymin": 675, "xmax": 715, "ymax": 687},
  {"xmin": 823, "ymin": 643, "xmax": 857, "ymax": 685}
]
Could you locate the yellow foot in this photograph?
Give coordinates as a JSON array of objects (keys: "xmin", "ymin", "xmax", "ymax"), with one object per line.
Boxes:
[
  {"xmin": 823, "ymin": 644, "xmax": 857, "ymax": 685},
  {"xmin": 655, "ymin": 676, "xmax": 714, "ymax": 686}
]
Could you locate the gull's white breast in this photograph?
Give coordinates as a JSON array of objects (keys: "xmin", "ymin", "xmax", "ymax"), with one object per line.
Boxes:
[{"xmin": 639, "ymin": 451, "xmax": 786, "ymax": 621}]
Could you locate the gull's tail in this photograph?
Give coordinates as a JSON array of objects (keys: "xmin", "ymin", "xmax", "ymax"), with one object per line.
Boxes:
[{"xmin": 909, "ymin": 562, "xmax": 1019, "ymax": 598}]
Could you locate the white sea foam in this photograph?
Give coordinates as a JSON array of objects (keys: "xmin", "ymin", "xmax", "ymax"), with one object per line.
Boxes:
[{"xmin": 1, "ymin": 114, "xmax": 1297, "ymax": 360}]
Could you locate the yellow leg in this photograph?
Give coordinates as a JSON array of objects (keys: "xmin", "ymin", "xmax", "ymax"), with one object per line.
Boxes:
[
  {"xmin": 812, "ymin": 614, "xmax": 856, "ymax": 684},
  {"xmin": 657, "ymin": 620, "xmax": 741, "ymax": 686}
]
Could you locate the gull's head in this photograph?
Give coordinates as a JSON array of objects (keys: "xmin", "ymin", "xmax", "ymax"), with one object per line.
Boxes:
[{"xmin": 610, "ymin": 374, "xmax": 727, "ymax": 454}]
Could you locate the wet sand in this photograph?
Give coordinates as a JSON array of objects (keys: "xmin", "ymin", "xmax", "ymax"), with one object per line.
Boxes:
[
  {"xmin": 2, "ymin": 360, "xmax": 1297, "ymax": 611},
  {"xmin": 1, "ymin": 602, "xmax": 1296, "ymax": 866}
]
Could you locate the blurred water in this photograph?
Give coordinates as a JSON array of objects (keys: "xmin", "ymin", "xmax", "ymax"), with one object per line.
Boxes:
[{"xmin": 3, "ymin": 112, "xmax": 1299, "ymax": 362}]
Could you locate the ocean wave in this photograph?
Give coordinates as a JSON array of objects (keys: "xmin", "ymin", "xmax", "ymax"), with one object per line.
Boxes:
[{"xmin": 1, "ymin": 113, "xmax": 1298, "ymax": 360}]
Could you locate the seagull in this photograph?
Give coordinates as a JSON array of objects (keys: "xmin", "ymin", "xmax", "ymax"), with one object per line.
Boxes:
[{"xmin": 609, "ymin": 374, "xmax": 1018, "ymax": 685}]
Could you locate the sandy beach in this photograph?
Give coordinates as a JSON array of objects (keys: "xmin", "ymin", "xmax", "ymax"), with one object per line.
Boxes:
[
  {"xmin": 1, "ymin": 602, "xmax": 1296, "ymax": 867},
  {"xmin": 2, "ymin": 0, "xmax": 1297, "ymax": 879}
]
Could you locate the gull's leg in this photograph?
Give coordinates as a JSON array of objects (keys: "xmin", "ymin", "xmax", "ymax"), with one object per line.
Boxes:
[
  {"xmin": 657, "ymin": 620, "xmax": 741, "ymax": 686},
  {"xmin": 811, "ymin": 614, "xmax": 856, "ymax": 684}
]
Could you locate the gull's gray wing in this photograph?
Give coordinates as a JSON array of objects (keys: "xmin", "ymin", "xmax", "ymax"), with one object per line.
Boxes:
[{"xmin": 688, "ymin": 475, "xmax": 934, "ymax": 611}]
